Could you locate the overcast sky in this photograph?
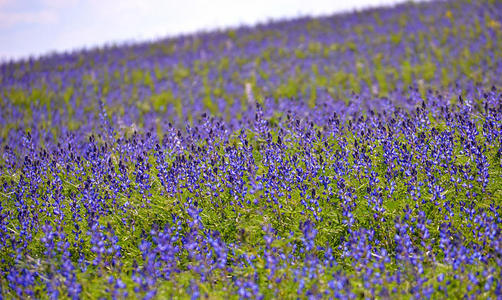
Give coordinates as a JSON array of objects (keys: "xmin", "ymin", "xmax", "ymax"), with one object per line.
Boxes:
[{"xmin": 0, "ymin": 0, "xmax": 411, "ymax": 61}]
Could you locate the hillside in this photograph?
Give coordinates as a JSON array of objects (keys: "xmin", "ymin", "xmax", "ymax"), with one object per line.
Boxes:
[{"xmin": 1, "ymin": 0, "xmax": 502, "ymax": 298}]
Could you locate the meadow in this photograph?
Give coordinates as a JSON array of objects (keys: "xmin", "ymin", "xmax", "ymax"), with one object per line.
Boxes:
[{"xmin": 1, "ymin": 0, "xmax": 502, "ymax": 298}]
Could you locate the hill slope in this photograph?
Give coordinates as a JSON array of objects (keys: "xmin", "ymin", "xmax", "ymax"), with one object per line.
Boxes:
[{"xmin": 1, "ymin": 0, "xmax": 502, "ymax": 298}]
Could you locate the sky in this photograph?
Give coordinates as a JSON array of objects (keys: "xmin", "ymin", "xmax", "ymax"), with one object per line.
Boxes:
[{"xmin": 0, "ymin": 0, "xmax": 410, "ymax": 62}]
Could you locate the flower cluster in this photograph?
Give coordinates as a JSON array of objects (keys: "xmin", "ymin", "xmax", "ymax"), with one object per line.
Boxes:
[{"xmin": 1, "ymin": 0, "xmax": 502, "ymax": 298}]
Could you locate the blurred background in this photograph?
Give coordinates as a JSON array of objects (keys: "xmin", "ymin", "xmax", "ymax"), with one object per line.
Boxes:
[{"xmin": 0, "ymin": 0, "xmax": 417, "ymax": 61}]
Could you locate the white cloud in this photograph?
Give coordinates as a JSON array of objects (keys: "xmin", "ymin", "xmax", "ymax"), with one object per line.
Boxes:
[
  {"xmin": 88, "ymin": 0, "xmax": 157, "ymax": 17},
  {"xmin": 0, "ymin": 9, "xmax": 58, "ymax": 28},
  {"xmin": 40, "ymin": 0, "xmax": 79, "ymax": 8},
  {"xmin": 0, "ymin": 0, "xmax": 12, "ymax": 8}
]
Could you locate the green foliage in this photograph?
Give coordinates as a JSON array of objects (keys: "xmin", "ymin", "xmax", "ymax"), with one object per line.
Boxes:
[
  {"xmin": 401, "ymin": 59, "xmax": 413, "ymax": 87},
  {"xmin": 173, "ymin": 63, "xmax": 191, "ymax": 83}
]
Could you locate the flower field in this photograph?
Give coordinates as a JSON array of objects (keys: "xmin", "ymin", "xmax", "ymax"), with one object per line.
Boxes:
[{"xmin": 1, "ymin": 0, "xmax": 502, "ymax": 298}]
